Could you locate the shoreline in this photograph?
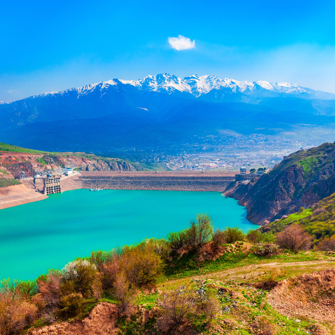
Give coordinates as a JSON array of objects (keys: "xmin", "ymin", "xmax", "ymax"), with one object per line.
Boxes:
[{"xmin": 0, "ymin": 171, "xmax": 238, "ymax": 210}]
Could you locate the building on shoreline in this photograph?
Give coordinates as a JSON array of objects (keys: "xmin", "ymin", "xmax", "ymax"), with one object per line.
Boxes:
[{"xmin": 43, "ymin": 176, "xmax": 61, "ymax": 195}]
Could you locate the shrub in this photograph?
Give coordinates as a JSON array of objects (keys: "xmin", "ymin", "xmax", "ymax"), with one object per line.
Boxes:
[
  {"xmin": 0, "ymin": 282, "xmax": 38, "ymax": 335},
  {"xmin": 167, "ymin": 230, "xmax": 187, "ymax": 251},
  {"xmin": 90, "ymin": 250, "xmax": 115, "ymax": 271},
  {"xmin": 37, "ymin": 271, "xmax": 61, "ymax": 311},
  {"xmin": 251, "ymin": 243, "xmax": 279, "ymax": 257},
  {"xmin": 246, "ymin": 230, "xmax": 275, "ymax": 244},
  {"xmin": 120, "ymin": 244, "xmax": 162, "ymax": 288},
  {"xmin": 101, "ymin": 256, "xmax": 120, "ymax": 291},
  {"xmin": 212, "ymin": 228, "xmax": 226, "ymax": 247},
  {"xmin": 222, "ymin": 227, "xmax": 245, "ymax": 243},
  {"xmin": 157, "ymin": 282, "xmax": 218, "ymax": 334},
  {"xmin": 276, "ymin": 224, "xmax": 313, "ymax": 251},
  {"xmin": 62, "ymin": 259, "xmax": 99, "ymax": 298},
  {"xmin": 185, "ymin": 214, "xmax": 213, "ymax": 248},
  {"xmin": 114, "ymin": 272, "xmax": 132, "ymax": 313},
  {"xmin": 157, "ymin": 285, "xmax": 197, "ymax": 333},
  {"xmin": 147, "ymin": 238, "xmax": 171, "ymax": 260},
  {"xmin": 59, "ymin": 293, "xmax": 83, "ymax": 318},
  {"xmin": 315, "ymin": 235, "xmax": 335, "ymax": 251},
  {"xmin": 16, "ymin": 281, "xmax": 38, "ymax": 299}
]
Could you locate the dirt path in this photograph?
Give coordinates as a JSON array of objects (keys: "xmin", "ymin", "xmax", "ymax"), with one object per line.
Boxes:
[{"xmin": 165, "ymin": 259, "xmax": 335, "ymax": 286}]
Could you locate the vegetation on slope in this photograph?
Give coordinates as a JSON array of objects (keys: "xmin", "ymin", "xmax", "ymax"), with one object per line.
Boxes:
[
  {"xmin": 261, "ymin": 192, "xmax": 335, "ymax": 249},
  {"xmin": 1, "ymin": 214, "xmax": 335, "ymax": 334},
  {"xmin": 0, "ymin": 142, "xmax": 46, "ymax": 154},
  {"xmin": 0, "ymin": 177, "xmax": 20, "ymax": 188},
  {"xmin": 225, "ymin": 142, "xmax": 335, "ymax": 224}
]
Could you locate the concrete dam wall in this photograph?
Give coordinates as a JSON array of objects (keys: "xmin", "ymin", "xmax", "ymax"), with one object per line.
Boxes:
[{"xmin": 65, "ymin": 171, "xmax": 237, "ymax": 192}]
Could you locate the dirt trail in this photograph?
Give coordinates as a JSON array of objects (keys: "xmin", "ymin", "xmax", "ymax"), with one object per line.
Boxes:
[{"xmin": 166, "ymin": 259, "xmax": 335, "ymax": 285}]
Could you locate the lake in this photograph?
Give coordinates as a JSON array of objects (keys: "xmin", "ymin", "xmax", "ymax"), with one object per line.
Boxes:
[{"xmin": 0, "ymin": 189, "xmax": 257, "ymax": 281}]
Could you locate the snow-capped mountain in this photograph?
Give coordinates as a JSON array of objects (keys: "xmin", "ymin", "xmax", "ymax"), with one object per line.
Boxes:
[
  {"xmin": 2, "ymin": 72, "xmax": 335, "ymax": 153},
  {"xmin": 36, "ymin": 73, "xmax": 335, "ymax": 101},
  {"xmin": 124, "ymin": 73, "xmax": 311, "ymax": 97}
]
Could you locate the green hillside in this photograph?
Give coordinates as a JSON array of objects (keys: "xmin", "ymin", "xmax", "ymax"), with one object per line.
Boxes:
[
  {"xmin": 261, "ymin": 192, "xmax": 335, "ymax": 242},
  {"xmin": 0, "ymin": 142, "xmax": 46, "ymax": 154},
  {"xmin": 226, "ymin": 142, "xmax": 335, "ymax": 224}
]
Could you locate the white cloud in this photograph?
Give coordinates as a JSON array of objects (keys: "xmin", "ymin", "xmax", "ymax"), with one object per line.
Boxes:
[{"xmin": 168, "ymin": 35, "xmax": 195, "ymax": 51}]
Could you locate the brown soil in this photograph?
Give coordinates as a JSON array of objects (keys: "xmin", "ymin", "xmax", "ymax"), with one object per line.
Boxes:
[
  {"xmin": 28, "ymin": 302, "xmax": 119, "ymax": 335},
  {"xmin": 0, "ymin": 184, "xmax": 46, "ymax": 209},
  {"xmin": 268, "ymin": 269, "xmax": 335, "ymax": 322},
  {"xmin": 198, "ymin": 241, "xmax": 253, "ymax": 262}
]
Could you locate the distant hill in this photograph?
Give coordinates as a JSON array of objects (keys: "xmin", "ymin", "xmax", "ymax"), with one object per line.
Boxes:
[
  {"xmin": 0, "ymin": 143, "xmax": 139, "ymax": 186},
  {"xmin": 224, "ymin": 142, "xmax": 335, "ymax": 224},
  {"xmin": 0, "ymin": 142, "xmax": 46, "ymax": 154},
  {"xmin": 1, "ymin": 74, "xmax": 335, "ymax": 153}
]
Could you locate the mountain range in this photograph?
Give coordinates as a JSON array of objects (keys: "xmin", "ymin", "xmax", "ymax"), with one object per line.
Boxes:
[{"xmin": 1, "ymin": 73, "xmax": 335, "ymax": 153}]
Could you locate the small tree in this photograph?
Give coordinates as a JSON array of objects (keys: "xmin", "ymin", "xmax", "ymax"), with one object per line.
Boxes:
[
  {"xmin": 157, "ymin": 285, "xmax": 197, "ymax": 333},
  {"xmin": 114, "ymin": 272, "xmax": 132, "ymax": 313},
  {"xmin": 222, "ymin": 227, "xmax": 245, "ymax": 243},
  {"xmin": 315, "ymin": 235, "xmax": 335, "ymax": 251},
  {"xmin": 212, "ymin": 228, "xmax": 226, "ymax": 247},
  {"xmin": 120, "ymin": 244, "xmax": 162, "ymax": 288},
  {"xmin": 276, "ymin": 224, "xmax": 312, "ymax": 251},
  {"xmin": 186, "ymin": 214, "xmax": 213, "ymax": 248}
]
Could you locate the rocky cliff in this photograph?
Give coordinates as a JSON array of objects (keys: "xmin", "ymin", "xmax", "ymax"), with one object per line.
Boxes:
[
  {"xmin": 224, "ymin": 142, "xmax": 335, "ymax": 225},
  {"xmin": 0, "ymin": 150, "xmax": 138, "ymax": 180}
]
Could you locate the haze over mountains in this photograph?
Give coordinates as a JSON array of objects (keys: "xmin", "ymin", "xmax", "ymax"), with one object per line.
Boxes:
[{"xmin": 1, "ymin": 73, "xmax": 335, "ymax": 155}]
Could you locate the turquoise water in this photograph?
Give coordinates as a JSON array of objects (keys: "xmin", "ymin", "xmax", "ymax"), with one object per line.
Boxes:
[{"xmin": 0, "ymin": 190, "xmax": 257, "ymax": 281}]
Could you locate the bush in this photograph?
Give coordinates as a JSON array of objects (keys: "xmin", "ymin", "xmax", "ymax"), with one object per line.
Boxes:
[
  {"xmin": 59, "ymin": 293, "xmax": 83, "ymax": 318},
  {"xmin": 212, "ymin": 228, "xmax": 226, "ymax": 247},
  {"xmin": 167, "ymin": 230, "xmax": 187, "ymax": 251},
  {"xmin": 62, "ymin": 259, "xmax": 99, "ymax": 298},
  {"xmin": 222, "ymin": 227, "xmax": 245, "ymax": 243},
  {"xmin": 120, "ymin": 244, "xmax": 162, "ymax": 288},
  {"xmin": 148, "ymin": 238, "xmax": 171, "ymax": 260},
  {"xmin": 90, "ymin": 250, "xmax": 115, "ymax": 271},
  {"xmin": 157, "ymin": 285, "xmax": 198, "ymax": 333},
  {"xmin": 157, "ymin": 282, "xmax": 218, "ymax": 334},
  {"xmin": 185, "ymin": 214, "xmax": 213, "ymax": 248},
  {"xmin": 37, "ymin": 271, "xmax": 61, "ymax": 311},
  {"xmin": 0, "ymin": 281, "xmax": 38, "ymax": 335},
  {"xmin": 246, "ymin": 230, "xmax": 275, "ymax": 244},
  {"xmin": 101, "ymin": 256, "xmax": 120, "ymax": 291},
  {"xmin": 167, "ymin": 214, "xmax": 214, "ymax": 251},
  {"xmin": 315, "ymin": 235, "xmax": 335, "ymax": 251},
  {"xmin": 276, "ymin": 224, "xmax": 313, "ymax": 251},
  {"xmin": 114, "ymin": 272, "xmax": 132, "ymax": 313},
  {"xmin": 251, "ymin": 243, "xmax": 279, "ymax": 257}
]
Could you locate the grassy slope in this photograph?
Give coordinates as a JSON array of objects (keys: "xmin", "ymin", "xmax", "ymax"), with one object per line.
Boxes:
[
  {"xmin": 262, "ymin": 193, "xmax": 335, "ymax": 241},
  {"xmin": 107, "ymin": 249, "xmax": 335, "ymax": 334},
  {"xmin": 0, "ymin": 142, "xmax": 46, "ymax": 154},
  {"xmin": 26, "ymin": 243, "xmax": 335, "ymax": 334}
]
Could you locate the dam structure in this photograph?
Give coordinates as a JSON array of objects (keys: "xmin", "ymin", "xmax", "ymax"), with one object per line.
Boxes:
[
  {"xmin": 63, "ymin": 171, "xmax": 237, "ymax": 192},
  {"xmin": 43, "ymin": 176, "xmax": 62, "ymax": 195}
]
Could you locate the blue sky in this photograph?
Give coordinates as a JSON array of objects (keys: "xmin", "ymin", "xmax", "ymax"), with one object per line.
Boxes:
[{"xmin": 1, "ymin": 0, "xmax": 335, "ymax": 101}]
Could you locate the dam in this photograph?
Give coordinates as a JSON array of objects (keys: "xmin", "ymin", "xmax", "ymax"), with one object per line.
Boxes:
[{"xmin": 61, "ymin": 171, "xmax": 237, "ymax": 192}]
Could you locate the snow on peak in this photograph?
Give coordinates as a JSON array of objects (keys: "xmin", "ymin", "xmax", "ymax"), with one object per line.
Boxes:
[{"xmin": 30, "ymin": 73, "xmax": 316, "ymax": 101}]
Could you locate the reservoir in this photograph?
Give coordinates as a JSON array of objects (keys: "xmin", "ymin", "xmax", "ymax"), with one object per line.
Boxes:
[{"xmin": 0, "ymin": 189, "xmax": 257, "ymax": 281}]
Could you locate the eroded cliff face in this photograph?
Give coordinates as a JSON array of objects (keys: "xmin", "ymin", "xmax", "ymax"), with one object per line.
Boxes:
[
  {"xmin": 0, "ymin": 152, "xmax": 138, "ymax": 178},
  {"xmin": 84, "ymin": 159, "xmax": 136, "ymax": 172},
  {"xmin": 224, "ymin": 143, "xmax": 335, "ymax": 225}
]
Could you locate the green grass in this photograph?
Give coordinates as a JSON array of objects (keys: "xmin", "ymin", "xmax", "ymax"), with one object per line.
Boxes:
[
  {"xmin": 0, "ymin": 178, "xmax": 20, "ymax": 188},
  {"xmin": 0, "ymin": 143, "xmax": 46, "ymax": 154},
  {"xmin": 36, "ymin": 157, "xmax": 48, "ymax": 165},
  {"xmin": 297, "ymin": 156, "xmax": 319, "ymax": 176}
]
